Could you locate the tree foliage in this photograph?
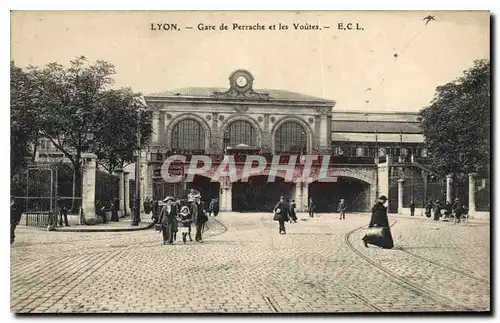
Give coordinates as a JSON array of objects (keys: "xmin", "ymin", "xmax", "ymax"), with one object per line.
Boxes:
[
  {"xmin": 11, "ymin": 62, "xmax": 38, "ymax": 173},
  {"xmin": 419, "ymin": 59, "xmax": 490, "ymax": 182},
  {"xmin": 10, "ymin": 57, "xmax": 152, "ymax": 205},
  {"xmin": 93, "ymin": 88, "xmax": 152, "ymax": 173}
]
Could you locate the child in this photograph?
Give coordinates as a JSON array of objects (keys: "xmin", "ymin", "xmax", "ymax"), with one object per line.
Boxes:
[{"xmin": 178, "ymin": 205, "xmax": 192, "ymax": 243}]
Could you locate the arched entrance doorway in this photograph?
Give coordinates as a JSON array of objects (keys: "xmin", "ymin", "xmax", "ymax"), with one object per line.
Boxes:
[
  {"xmin": 232, "ymin": 175, "xmax": 294, "ymax": 212},
  {"xmin": 186, "ymin": 175, "xmax": 220, "ymax": 203},
  {"xmin": 308, "ymin": 177, "xmax": 371, "ymax": 212}
]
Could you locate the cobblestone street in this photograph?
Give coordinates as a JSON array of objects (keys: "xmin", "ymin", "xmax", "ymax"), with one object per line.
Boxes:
[{"xmin": 10, "ymin": 212, "xmax": 490, "ymax": 313}]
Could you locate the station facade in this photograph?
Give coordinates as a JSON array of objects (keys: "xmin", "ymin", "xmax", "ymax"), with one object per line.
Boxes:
[{"xmin": 141, "ymin": 70, "xmax": 430, "ymax": 213}]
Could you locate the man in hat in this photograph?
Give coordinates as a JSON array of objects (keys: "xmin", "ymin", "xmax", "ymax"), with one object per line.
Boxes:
[
  {"xmin": 158, "ymin": 196, "xmax": 178, "ymax": 244},
  {"xmin": 191, "ymin": 194, "xmax": 207, "ymax": 243}
]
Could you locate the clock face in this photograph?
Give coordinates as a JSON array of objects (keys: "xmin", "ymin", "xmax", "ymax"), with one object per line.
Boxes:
[{"xmin": 236, "ymin": 76, "xmax": 248, "ymax": 87}]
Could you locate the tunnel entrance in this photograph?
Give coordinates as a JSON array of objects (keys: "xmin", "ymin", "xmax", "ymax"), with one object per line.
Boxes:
[{"xmin": 308, "ymin": 177, "xmax": 371, "ymax": 212}]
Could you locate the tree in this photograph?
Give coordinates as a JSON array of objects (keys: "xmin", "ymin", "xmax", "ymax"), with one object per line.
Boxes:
[
  {"xmin": 93, "ymin": 88, "xmax": 152, "ymax": 173},
  {"xmin": 11, "ymin": 62, "xmax": 38, "ymax": 172},
  {"xmin": 419, "ymin": 59, "xmax": 490, "ymax": 198},
  {"xmin": 28, "ymin": 56, "xmax": 116, "ymax": 212}
]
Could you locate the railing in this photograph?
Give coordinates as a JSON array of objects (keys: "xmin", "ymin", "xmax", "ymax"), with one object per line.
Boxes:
[{"xmin": 22, "ymin": 212, "xmax": 57, "ymax": 227}]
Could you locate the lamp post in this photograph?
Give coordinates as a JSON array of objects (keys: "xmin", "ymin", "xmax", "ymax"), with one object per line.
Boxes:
[{"xmin": 131, "ymin": 109, "xmax": 144, "ymax": 226}]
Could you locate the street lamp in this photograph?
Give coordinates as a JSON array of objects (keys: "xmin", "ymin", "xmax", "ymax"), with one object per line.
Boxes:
[{"xmin": 131, "ymin": 107, "xmax": 146, "ymax": 226}]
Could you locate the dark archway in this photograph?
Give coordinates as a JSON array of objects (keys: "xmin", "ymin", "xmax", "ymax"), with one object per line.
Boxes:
[
  {"xmin": 186, "ymin": 175, "xmax": 220, "ymax": 204},
  {"xmin": 308, "ymin": 177, "xmax": 371, "ymax": 212},
  {"xmin": 232, "ymin": 175, "xmax": 294, "ymax": 212}
]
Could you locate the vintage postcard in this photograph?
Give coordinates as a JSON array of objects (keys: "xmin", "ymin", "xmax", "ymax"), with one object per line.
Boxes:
[{"xmin": 10, "ymin": 10, "xmax": 490, "ymax": 314}]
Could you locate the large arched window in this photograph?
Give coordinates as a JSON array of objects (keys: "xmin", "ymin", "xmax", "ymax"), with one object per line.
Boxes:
[
  {"xmin": 224, "ymin": 120, "xmax": 257, "ymax": 147},
  {"xmin": 171, "ymin": 119, "xmax": 205, "ymax": 152},
  {"xmin": 274, "ymin": 122, "xmax": 307, "ymax": 153}
]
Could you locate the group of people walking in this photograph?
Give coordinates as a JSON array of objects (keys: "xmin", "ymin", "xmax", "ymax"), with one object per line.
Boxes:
[
  {"xmin": 272, "ymin": 194, "xmax": 394, "ymax": 249},
  {"xmin": 273, "ymin": 197, "xmax": 350, "ymax": 235},
  {"xmin": 155, "ymin": 190, "xmax": 218, "ymax": 245},
  {"xmin": 424, "ymin": 198, "xmax": 468, "ymax": 223}
]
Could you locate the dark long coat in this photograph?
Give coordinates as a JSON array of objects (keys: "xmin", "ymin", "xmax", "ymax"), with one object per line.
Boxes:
[
  {"xmin": 190, "ymin": 201, "xmax": 207, "ymax": 225},
  {"xmin": 159, "ymin": 204, "xmax": 178, "ymax": 228},
  {"xmin": 289, "ymin": 202, "xmax": 297, "ymax": 221},
  {"xmin": 273, "ymin": 201, "xmax": 290, "ymax": 222},
  {"xmin": 365, "ymin": 201, "xmax": 394, "ymax": 249},
  {"xmin": 369, "ymin": 202, "xmax": 389, "ymax": 227}
]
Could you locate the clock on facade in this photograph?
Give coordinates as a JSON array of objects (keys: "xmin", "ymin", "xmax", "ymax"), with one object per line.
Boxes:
[{"xmin": 236, "ymin": 75, "xmax": 248, "ymax": 87}]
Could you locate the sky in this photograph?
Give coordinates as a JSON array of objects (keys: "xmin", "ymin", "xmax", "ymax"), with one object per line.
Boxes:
[{"xmin": 10, "ymin": 10, "xmax": 490, "ymax": 112}]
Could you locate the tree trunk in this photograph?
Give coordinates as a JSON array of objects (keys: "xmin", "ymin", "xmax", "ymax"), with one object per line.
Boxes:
[{"xmin": 70, "ymin": 154, "xmax": 83, "ymax": 214}]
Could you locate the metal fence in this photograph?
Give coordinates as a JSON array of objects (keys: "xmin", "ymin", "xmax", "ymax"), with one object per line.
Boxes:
[
  {"xmin": 12, "ymin": 162, "xmax": 82, "ymax": 216},
  {"xmin": 95, "ymin": 170, "xmax": 119, "ymax": 210}
]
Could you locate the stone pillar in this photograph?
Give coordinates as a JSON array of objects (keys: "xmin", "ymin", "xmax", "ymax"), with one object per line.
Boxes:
[
  {"xmin": 446, "ymin": 174, "xmax": 453, "ymax": 203},
  {"xmin": 81, "ymin": 153, "xmax": 97, "ymax": 224},
  {"xmin": 114, "ymin": 169, "xmax": 124, "ymax": 218},
  {"xmin": 220, "ymin": 179, "xmax": 232, "ymax": 212},
  {"xmin": 151, "ymin": 111, "xmax": 160, "ymax": 144},
  {"xmin": 159, "ymin": 112, "xmax": 166, "ymax": 146},
  {"xmin": 263, "ymin": 114, "xmax": 271, "ymax": 153},
  {"xmin": 468, "ymin": 172, "xmax": 478, "ymax": 216},
  {"xmin": 318, "ymin": 112, "xmax": 331, "ymax": 153},
  {"xmin": 295, "ymin": 182, "xmax": 303, "ymax": 212},
  {"xmin": 369, "ymin": 183, "xmax": 377, "ymax": 210},
  {"xmin": 139, "ymin": 152, "xmax": 151, "ymax": 212},
  {"xmin": 398, "ymin": 179, "xmax": 404, "ymax": 214},
  {"xmin": 377, "ymin": 164, "xmax": 389, "ymax": 198},
  {"xmin": 302, "ymin": 182, "xmax": 309, "ymax": 212},
  {"xmin": 124, "ymin": 171, "xmax": 130, "ymax": 217}
]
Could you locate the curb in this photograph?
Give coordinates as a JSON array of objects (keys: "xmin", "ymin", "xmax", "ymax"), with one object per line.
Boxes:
[{"xmin": 51, "ymin": 222, "xmax": 155, "ymax": 233}]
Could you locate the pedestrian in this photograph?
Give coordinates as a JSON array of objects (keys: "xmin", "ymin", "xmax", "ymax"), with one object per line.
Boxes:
[
  {"xmin": 362, "ymin": 195, "xmax": 394, "ymax": 249},
  {"xmin": 11, "ymin": 197, "xmax": 22, "ymax": 244},
  {"xmin": 337, "ymin": 198, "xmax": 347, "ymax": 220},
  {"xmin": 213, "ymin": 198, "xmax": 220, "ymax": 217},
  {"xmin": 152, "ymin": 199, "xmax": 159, "ymax": 223},
  {"xmin": 178, "ymin": 205, "xmax": 192, "ymax": 244},
  {"xmin": 425, "ymin": 199, "xmax": 433, "ymax": 218},
  {"xmin": 452, "ymin": 198, "xmax": 464, "ymax": 223},
  {"xmin": 171, "ymin": 201, "xmax": 179, "ymax": 242},
  {"xmin": 289, "ymin": 199, "xmax": 298, "ymax": 223},
  {"xmin": 433, "ymin": 199, "xmax": 441, "ymax": 221},
  {"xmin": 308, "ymin": 198, "xmax": 315, "ymax": 218},
  {"xmin": 208, "ymin": 198, "xmax": 215, "ymax": 217},
  {"xmin": 410, "ymin": 200, "xmax": 415, "ymax": 217},
  {"xmin": 111, "ymin": 198, "xmax": 119, "ymax": 222},
  {"xmin": 158, "ymin": 196, "xmax": 178, "ymax": 245},
  {"xmin": 190, "ymin": 193, "xmax": 207, "ymax": 243},
  {"xmin": 58, "ymin": 202, "xmax": 70, "ymax": 227},
  {"xmin": 273, "ymin": 196, "xmax": 289, "ymax": 235}
]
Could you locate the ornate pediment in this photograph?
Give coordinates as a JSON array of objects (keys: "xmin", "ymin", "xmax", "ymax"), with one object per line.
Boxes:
[{"xmin": 212, "ymin": 69, "xmax": 270, "ymax": 100}]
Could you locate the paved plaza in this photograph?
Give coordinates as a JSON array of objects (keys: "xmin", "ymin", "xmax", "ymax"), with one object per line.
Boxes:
[{"xmin": 10, "ymin": 212, "xmax": 490, "ymax": 313}]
